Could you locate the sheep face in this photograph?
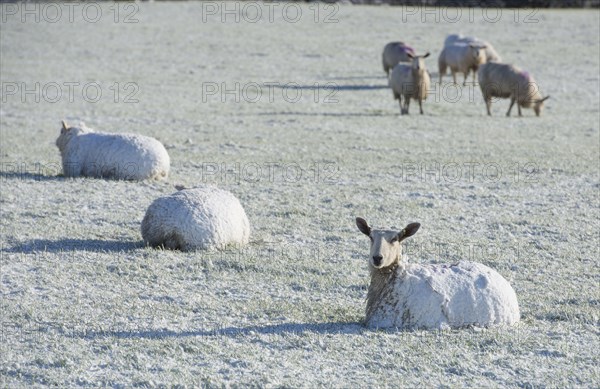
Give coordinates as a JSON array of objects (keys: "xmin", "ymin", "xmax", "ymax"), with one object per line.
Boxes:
[
  {"xmin": 407, "ymin": 52, "xmax": 430, "ymax": 75},
  {"xmin": 534, "ymin": 95, "xmax": 550, "ymax": 117},
  {"xmin": 356, "ymin": 217, "xmax": 420, "ymax": 269},
  {"xmin": 56, "ymin": 121, "xmax": 86, "ymax": 153},
  {"xmin": 468, "ymin": 44, "xmax": 487, "ymax": 66},
  {"xmin": 56, "ymin": 121, "xmax": 75, "ymax": 152}
]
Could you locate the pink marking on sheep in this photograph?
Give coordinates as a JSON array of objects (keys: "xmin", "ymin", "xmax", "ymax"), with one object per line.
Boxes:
[
  {"xmin": 519, "ymin": 70, "xmax": 531, "ymax": 81},
  {"xmin": 402, "ymin": 45, "xmax": 415, "ymax": 54}
]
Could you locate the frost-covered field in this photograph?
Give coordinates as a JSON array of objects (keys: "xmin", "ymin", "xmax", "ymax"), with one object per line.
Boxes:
[{"xmin": 1, "ymin": 2, "xmax": 599, "ymax": 387}]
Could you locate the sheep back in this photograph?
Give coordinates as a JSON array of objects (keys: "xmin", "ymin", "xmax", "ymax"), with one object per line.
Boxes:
[
  {"xmin": 444, "ymin": 34, "xmax": 501, "ymax": 62},
  {"xmin": 366, "ymin": 261, "xmax": 520, "ymax": 330},
  {"xmin": 478, "ymin": 62, "xmax": 542, "ymax": 106},
  {"xmin": 141, "ymin": 185, "xmax": 250, "ymax": 251},
  {"xmin": 439, "ymin": 44, "xmax": 486, "ymax": 74},
  {"xmin": 444, "ymin": 34, "xmax": 461, "ymax": 46},
  {"xmin": 382, "ymin": 42, "xmax": 415, "ymax": 74},
  {"xmin": 56, "ymin": 126, "xmax": 170, "ymax": 180}
]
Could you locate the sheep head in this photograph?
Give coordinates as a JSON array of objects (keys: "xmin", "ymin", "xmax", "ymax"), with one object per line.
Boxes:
[
  {"xmin": 356, "ymin": 217, "xmax": 420, "ymax": 270},
  {"xmin": 56, "ymin": 120, "xmax": 74, "ymax": 152},
  {"xmin": 407, "ymin": 52, "xmax": 430, "ymax": 75},
  {"xmin": 56, "ymin": 120, "xmax": 87, "ymax": 152},
  {"xmin": 468, "ymin": 43, "xmax": 487, "ymax": 65},
  {"xmin": 534, "ymin": 95, "xmax": 550, "ymax": 117}
]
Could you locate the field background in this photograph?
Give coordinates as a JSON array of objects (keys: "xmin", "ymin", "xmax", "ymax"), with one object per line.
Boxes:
[{"xmin": 1, "ymin": 3, "xmax": 599, "ymax": 387}]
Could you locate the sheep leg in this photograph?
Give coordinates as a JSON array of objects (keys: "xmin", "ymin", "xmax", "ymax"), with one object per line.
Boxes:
[
  {"xmin": 419, "ymin": 99, "xmax": 423, "ymax": 115},
  {"xmin": 506, "ymin": 98, "xmax": 516, "ymax": 117},
  {"xmin": 451, "ymin": 70, "xmax": 457, "ymax": 85},
  {"xmin": 518, "ymin": 104, "xmax": 522, "ymax": 116},
  {"xmin": 405, "ymin": 97, "xmax": 411, "ymax": 115},
  {"xmin": 485, "ymin": 98, "xmax": 492, "ymax": 116},
  {"xmin": 438, "ymin": 61, "xmax": 446, "ymax": 84},
  {"xmin": 398, "ymin": 95, "xmax": 403, "ymax": 115}
]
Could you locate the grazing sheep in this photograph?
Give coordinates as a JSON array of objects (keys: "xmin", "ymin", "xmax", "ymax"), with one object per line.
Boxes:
[
  {"xmin": 56, "ymin": 121, "xmax": 170, "ymax": 180},
  {"xmin": 389, "ymin": 52, "xmax": 431, "ymax": 115},
  {"xmin": 141, "ymin": 185, "xmax": 250, "ymax": 251},
  {"xmin": 355, "ymin": 217, "xmax": 520, "ymax": 330},
  {"xmin": 444, "ymin": 34, "xmax": 501, "ymax": 63},
  {"xmin": 382, "ymin": 41, "xmax": 416, "ymax": 77},
  {"xmin": 438, "ymin": 43, "xmax": 487, "ymax": 85},
  {"xmin": 478, "ymin": 62, "xmax": 550, "ymax": 117}
]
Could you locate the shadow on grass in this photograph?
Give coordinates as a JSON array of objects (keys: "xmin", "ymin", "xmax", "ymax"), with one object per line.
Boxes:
[
  {"xmin": 77, "ymin": 322, "xmax": 365, "ymax": 339},
  {"xmin": 2, "ymin": 238, "xmax": 144, "ymax": 253},
  {"xmin": 323, "ymin": 75, "xmax": 387, "ymax": 81},
  {"xmin": 0, "ymin": 171, "xmax": 62, "ymax": 182},
  {"xmin": 256, "ymin": 111, "xmax": 396, "ymax": 117},
  {"xmin": 269, "ymin": 83, "xmax": 388, "ymax": 91}
]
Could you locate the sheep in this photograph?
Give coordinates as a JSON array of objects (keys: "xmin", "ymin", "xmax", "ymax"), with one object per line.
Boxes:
[
  {"xmin": 478, "ymin": 62, "xmax": 550, "ymax": 117},
  {"xmin": 141, "ymin": 185, "xmax": 250, "ymax": 251},
  {"xmin": 382, "ymin": 41, "xmax": 416, "ymax": 77},
  {"xmin": 389, "ymin": 52, "xmax": 431, "ymax": 115},
  {"xmin": 56, "ymin": 121, "xmax": 170, "ymax": 180},
  {"xmin": 438, "ymin": 43, "xmax": 487, "ymax": 85},
  {"xmin": 355, "ymin": 217, "xmax": 520, "ymax": 330},
  {"xmin": 444, "ymin": 34, "xmax": 501, "ymax": 63}
]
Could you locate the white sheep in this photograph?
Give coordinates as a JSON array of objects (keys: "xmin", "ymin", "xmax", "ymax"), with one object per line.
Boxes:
[
  {"xmin": 478, "ymin": 62, "xmax": 550, "ymax": 117},
  {"xmin": 389, "ymin": 52, "xmax": 431, "ymax": 115},
  {"xmin": 141, "ymin": 185, "xmax": 250, "ymax": 251},
  {"xmin": 56, "ymin": 121, "xmax": 170, "ymax": 180},
  {"xmin": 355, "ymin": 217, "xmax": 520, "ymax": 330},
  {"xmin": 382, "ymin": 41, "xmax": 416, "ymax": 77},
  {"xmin": 438, "ymin": 43, "xmax": 487, "ymax": 85},
  {"xmin": 444, "ymin": 34, "xmax": 501, "ymax": 63}
]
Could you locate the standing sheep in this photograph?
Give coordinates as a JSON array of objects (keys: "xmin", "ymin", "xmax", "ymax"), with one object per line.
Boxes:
[
  {"xmin": 389, "ymin": 52, "xmax": 431, "ymax": 115},
  {"xmin": 444, "ymin": 34, "xmax": 501, "ymax": 63},
  {"xmin": 438, "ymin": 43, "xmax": 487, "ymax": 85},
  {"xmin": 141, "ymin": 185, "xmax": 250, "ymax": 251},
  {"xmin": 478, "ymin": 62, "xmax": 550, "ymax": 117},
  {"xmin": 382, "ymin": 41, "xmax": 416, "ymax": 77},
  {"xmin": 355, "ymin": 217, "xmax": 520, "ymax": 330},
  {"xmin": 56, "ymin": 121, "xmax": 170, "ymax": 180}
]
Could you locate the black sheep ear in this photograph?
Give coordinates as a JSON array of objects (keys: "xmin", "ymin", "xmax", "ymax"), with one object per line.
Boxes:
[
  {"xmin": 356, "ymin": 217, "xmax": 371, "ymax": 236},
  {"xmin": 422, "ymin": 52, "xmax": 430, "ymax": 58},
  {"xmin": 396, "ymin": 223, "xmax": 420, "ymax": 242}
]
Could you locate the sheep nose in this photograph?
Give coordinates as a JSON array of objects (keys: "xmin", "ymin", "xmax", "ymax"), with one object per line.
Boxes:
[{"xmin": 373, "ymin": 255, "xmax": 383, "ymax": 266}]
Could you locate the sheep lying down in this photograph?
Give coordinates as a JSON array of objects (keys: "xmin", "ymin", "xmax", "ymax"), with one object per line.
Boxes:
[
  {"xmin": 366, "ymin": 261, "xmax": 521, "ymax": 330},
  {"xmin": 356, "ymin": 217, "xmax": 520, "ymax": 330},
  {"xmin": 142, "ymin": 185, "xmax": 250, "ymax": 251},
  {"xmin": 56, "ymin": 121, "xmax": 170, "ymax": 180}
]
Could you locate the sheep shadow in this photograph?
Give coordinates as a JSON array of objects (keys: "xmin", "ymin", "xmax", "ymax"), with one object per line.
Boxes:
[
  {"xmin": 76, "ymin": 321, "xmax": 365, "ymax": 340},
  {"xmin": 2, "ymin": 238, "xmax": 144, "ymax": 253},
  {"xmin": 257, "ymin": 111, "xmax": 396, "ymax": 117},
  {"xmin": 269, "ymin": 83, "xmax": 388, "ymax": 91},
  {"xmin": 324, "ymin": 75, "xmax": 388, "ymax": 81}
]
